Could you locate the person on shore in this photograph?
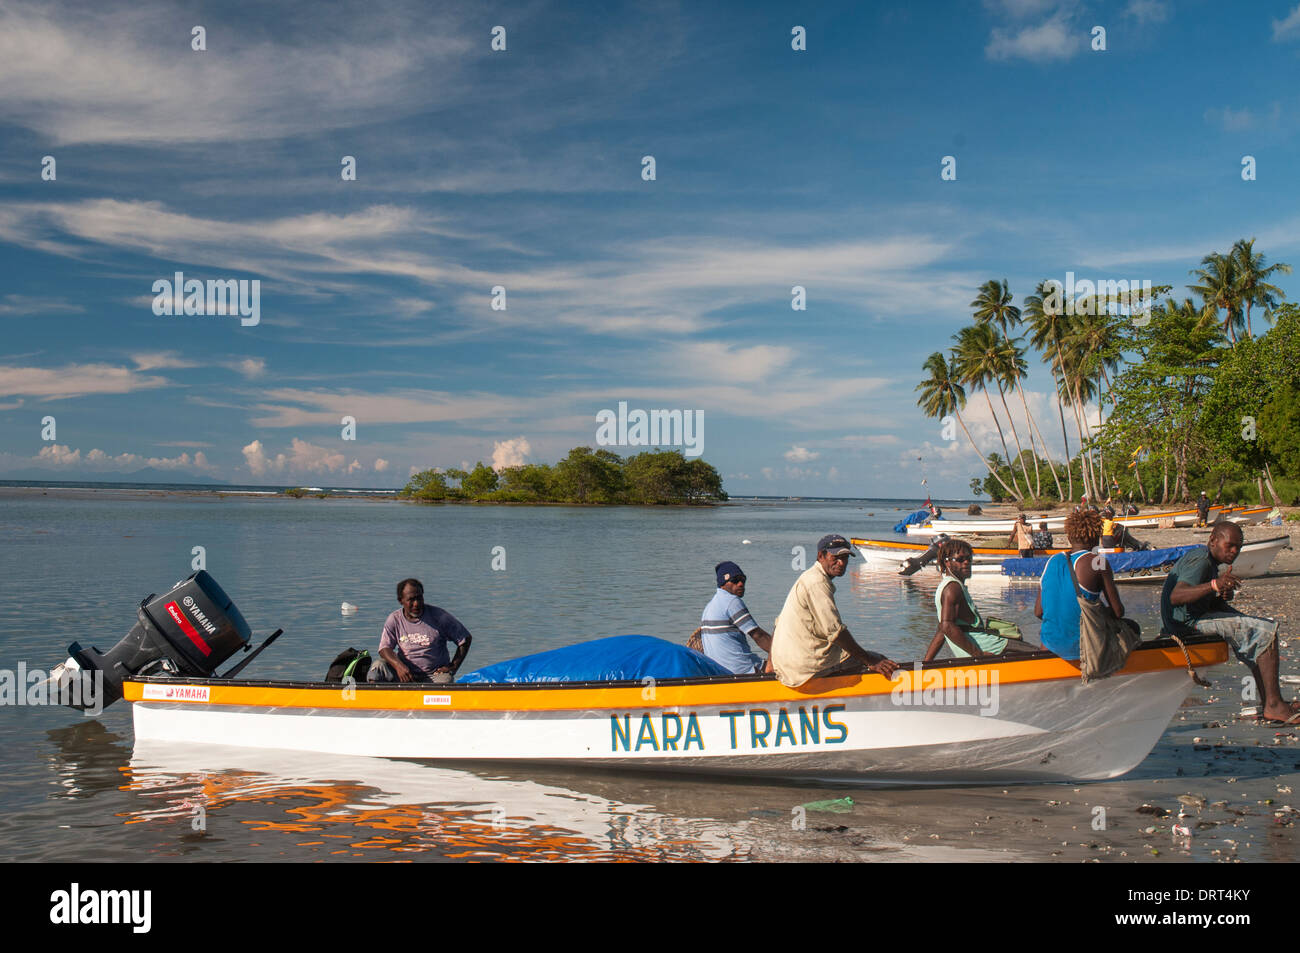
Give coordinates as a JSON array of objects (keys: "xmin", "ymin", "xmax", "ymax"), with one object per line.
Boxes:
[
  {"xmin": 369, "ymin": 578, "xmax": 472, "ymax": 684},
  {"xmin": 1031, "ymin": 521, "xmax": 1054, "ymax": 550},
  {"xmin": 1011, "ymin": 514, "xmax": 1034, "ymax": 558},
  {"xmin": 699, "ymin": 561, "xmax": 772, "ymax": 675},
  {"xmin": 1195, "ymin": 491, "xmax": 1211, "ymax": 528},
  {"xmin": 923, "ymin": 539, "xmax": 1039, "ymax": 661},
  {"xmin": 1161, "ymin": 521, "xmax": 1299, "ymax": 725},
  {"xmin": 1074, "ymin": 495, "xmax": 1099, "ymax": 514},
  {"xmin": 1034, "ymin": 509, "xmax": 1139, "ymax": 660},
  {"xmin": 1099, "ymin": 507, "xmax": 1121, "ymax": 551},
  {"xmin": 771, "ymin": 534, "xmax": 899, "ymax": 687},
  {"xmin": 898, "ymin": 531, "xmax": 950, "ymax": 576}
]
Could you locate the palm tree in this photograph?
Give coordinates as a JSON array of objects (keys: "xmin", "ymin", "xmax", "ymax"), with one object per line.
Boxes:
[
  {"xmin": 915, "ymin": 351, "xmax": 1020, "ymax": 500},
  {"xmin": 1231, "ymin": 238, "xmax": 1291, "ymax": 338},
  {"xmin": 971, "ymin": 279, "xmax": 1046, "ymax": 497},
  {"xmin": 1024, "ymin": 280, "xmax": 1073, "ymax": 500},
  {"xmin": 1068, "ymin": 310, "xmax": 1125, "ymax": 498},
  {"xmin": 953, "ymin": 324, "xmax": 1028, "ymax": 496},
  {"xmin": 1189, "ymin": 251, "xmax": 1242, "ymax": 346},
  {"xmin": 1056, "ymin": 332, "xmax": 1101, "ymax": 499}
]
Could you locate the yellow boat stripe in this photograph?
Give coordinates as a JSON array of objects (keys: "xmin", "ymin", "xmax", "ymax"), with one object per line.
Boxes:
[{"xmin": 123, "ymin": 641, "xmax": 1227, "ymax": 712}]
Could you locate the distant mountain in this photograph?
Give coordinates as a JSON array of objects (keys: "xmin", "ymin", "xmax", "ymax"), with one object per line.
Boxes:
[{"xmin": 0, "ymin": 467, "xmax": 230, "ymax": 485}]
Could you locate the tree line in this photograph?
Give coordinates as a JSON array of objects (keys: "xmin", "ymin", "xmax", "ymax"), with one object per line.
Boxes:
[
  {"xmin": 401, "ymin": 447, "xmax": 728, "ymax": 504},
  {"xmin": 916, "ymin": 239, "xmax": 1296, "ymax": 505}
]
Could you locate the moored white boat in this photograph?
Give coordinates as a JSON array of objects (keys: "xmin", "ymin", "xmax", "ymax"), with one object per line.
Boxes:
[
  {"xmin": 124, "ymin": 636, "xmax": 1228, "ymax": 785},
  {"xmin": 904, "ymin": 505, "xmax": 1226, "ymax": 538},
  {"xmin": 856, "ymin": 535, "xmax": 1290, "ymax": 582},
  {"xmin": 1106, "ymin": 535, "xmax": 1290, "ymax": 584},
  {"xmin": 853, "ymin": 536, "xmax": 1067, "ymax": 568}
]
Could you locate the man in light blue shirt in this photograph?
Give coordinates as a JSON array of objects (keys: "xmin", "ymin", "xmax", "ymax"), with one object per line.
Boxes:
[{"xmin": 699, "ymin": 561, "xmax": 773, "ymax": 675}]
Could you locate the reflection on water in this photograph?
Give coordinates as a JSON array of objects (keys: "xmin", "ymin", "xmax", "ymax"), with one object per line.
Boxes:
[{"xmin": 123, "ymin": 745, "xmax": 755, "ymax": 861}]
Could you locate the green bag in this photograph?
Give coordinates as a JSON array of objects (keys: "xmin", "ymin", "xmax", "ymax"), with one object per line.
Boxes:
[{"xmin": 980, "ymin": 617, "xmax": 1023, "ymax": 641}]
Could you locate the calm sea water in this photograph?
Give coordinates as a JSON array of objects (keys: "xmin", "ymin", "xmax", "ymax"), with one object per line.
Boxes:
[{"xmin": 0, "ymin": 489, "xmax": 1285, "ymax": 863}]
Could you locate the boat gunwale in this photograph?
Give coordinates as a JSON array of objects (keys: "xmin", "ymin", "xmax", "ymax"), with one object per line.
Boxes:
[{"xmin": 125, "ymin": 633, "xmax": 1227, "ymax": 695}]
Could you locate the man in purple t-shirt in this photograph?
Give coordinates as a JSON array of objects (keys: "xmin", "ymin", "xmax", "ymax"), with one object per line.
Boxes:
[{"xmin": 368, "ymin": 578, "xmax": 472, "ymax": 684}]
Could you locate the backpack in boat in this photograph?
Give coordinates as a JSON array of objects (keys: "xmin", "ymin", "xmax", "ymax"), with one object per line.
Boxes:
[
  {"xmin": 686, "ymin": 627, "xmax": 704, "ymax": 653},
  {"xmin": 325, "ymin": 648, "xmax": 371, "ymax": 683},
  {"xmin": 1066, "ymin": 556, "xmax": 1140, "ymax": 683}
]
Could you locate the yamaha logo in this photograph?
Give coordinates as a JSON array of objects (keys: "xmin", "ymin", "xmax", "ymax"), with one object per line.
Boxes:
[{"xmin": 182, "ymin": 595, "xmax": 195, "ymax": 608}]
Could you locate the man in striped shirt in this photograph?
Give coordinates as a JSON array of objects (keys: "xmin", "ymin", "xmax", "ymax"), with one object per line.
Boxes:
[{"xmin": 699, "ymin": 561, "xmax": 773, "ymax": 675}]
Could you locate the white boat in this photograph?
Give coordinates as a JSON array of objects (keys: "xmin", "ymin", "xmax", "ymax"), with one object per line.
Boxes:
[
  {"xmin": 853, "ymin": 537, "xmax": 1067, "ymax": 569},
  {"xmin": 1107, "ymin": 535, "xmax": 1291, "ymax": 585},
  {"xmin": 904, "ymin": 505, "xmax": 1226, "ymax": 538},
  {"xmin": 123, "ymin": 636, "xmax": 1229, "ymax": 785},
  {"xmin": 856, "ymin": 535, "xmax": 1290, "ymax": 582}
]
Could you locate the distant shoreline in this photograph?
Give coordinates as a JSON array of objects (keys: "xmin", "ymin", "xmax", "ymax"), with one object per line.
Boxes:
[{"xmin": 0, "ymin": 483, "xmax": 947, "ymax": 507}]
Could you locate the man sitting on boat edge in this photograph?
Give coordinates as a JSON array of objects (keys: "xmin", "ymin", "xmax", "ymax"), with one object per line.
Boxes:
[
  {"xmin": 770, "ymin": 534, "xmax": 899, "ymax": 688},
  {"xmin": 368, "ymin": 578, "xmax": 472, "ymax": 684},
  {"xmin": 698, "ymin": 561, "xmax": 773, "ymax": 675},
  {"xmin": 1161, "ymin": 520, "xmax": 1299, "ymax": 726}
]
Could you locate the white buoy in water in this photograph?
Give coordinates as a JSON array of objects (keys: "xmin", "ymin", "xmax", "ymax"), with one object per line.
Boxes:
[
  {"xmin": 742, "ymin": 539, "xmax": 752, "ymax": 544},
  {"xmin": 341, "ymin": 602, "xmax": 359, "ymax": 615}
]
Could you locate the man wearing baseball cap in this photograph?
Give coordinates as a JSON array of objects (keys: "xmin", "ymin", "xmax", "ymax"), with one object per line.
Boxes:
[
  {"xmin": 698, "ymin": 561, "xmax": 773, "ymax": 675},
  {"xmin": 770, "ymin": 534, "xmax": 900, "ymax": 688}
]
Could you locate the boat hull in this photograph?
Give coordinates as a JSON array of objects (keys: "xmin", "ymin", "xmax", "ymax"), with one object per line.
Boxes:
[
  {"xmin": 126, "ymin": 638, "xmax": 1228, "ymax": 785},
  {"xmin": 858, "ymin": 536, "xmax": 1289, "ymax": 582},
  {"xmin": 904, "ymin": 506, "xmax": 1225, "ymax": 538}
]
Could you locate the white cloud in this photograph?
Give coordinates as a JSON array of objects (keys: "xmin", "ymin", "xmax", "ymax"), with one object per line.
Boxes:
[
  {"xmin": 0, "ymin": 362, "xmax": 170, "ymax": 399},
  {"xmin": 0, "ymin": 0, "xmax": 474, "ymax": 146},
  {"xmin": 841, "ymin": 434, "xmax": 902, "ymax": 448},
  {"xmin": 233, "ymin": 358, "xmax": 266, "ymax": 379},
  {"xmin": 374, "ymin": 458, "xmax": 389, "ymax": 472},
  {"xmin": 491, "ymin": 437, "xmax": 531, "ymax": 471},
  {"xmin": 0, "ymin": 294, "xmax": 84, "ymax": 315},
  {"xmin": 1204, "ymin": 106, "xmax": 1256, "ymax": 131},
  {"xmin": 38, "ymin": 444, "xmax": 79, "ymax": 464},
  {"xmin": 35, "ymin": 443, "xmax": 213, "ymax": 471},
  {"xmin": 131, "ymin": 351, "xmax": 197, "ymax": 371},
  {"xmin": 667, "ymin": 341, "xmax": 794, "ymax": 385},
  {"xmin": 1124, "ymin": 0, "xmax": 1170, "ymax": 25},
  {"xmin": 784, "ymin": 446, "xmax": 820, "ymax": 462},
  {"xmin": 986, "ymin": 13, "xmax": 1081, "ymax": 62},
  {"xmin": 984, "ymin": 0, "xmax": 1058, "ymax": 16},
  {"xmin": 1273, "ymin": 5, "xmax": 1300, "ymax": 41},
  {"xmin": 241, "ymin": 438, "xmax": 355, "ymax": 477}
]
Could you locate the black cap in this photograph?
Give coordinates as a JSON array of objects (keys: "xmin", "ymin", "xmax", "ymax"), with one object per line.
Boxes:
[
  {"xmin": 817, "ymin": 534, "xmax": 854, "ymax": 557},
  {"xmin": 715, "ymin": 561, "xmax": 744, "ymax": 586}
]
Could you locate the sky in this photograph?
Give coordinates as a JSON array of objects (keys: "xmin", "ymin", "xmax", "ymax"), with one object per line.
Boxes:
[{"xmin": 1, "ymin": 0, "xmax": 1298, "ymax": 496}]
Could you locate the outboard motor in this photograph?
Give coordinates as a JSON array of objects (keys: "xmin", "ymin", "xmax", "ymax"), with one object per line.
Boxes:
[{"xmin": 52, "ymin": 571, "xmax": 252, "ymax": 712}]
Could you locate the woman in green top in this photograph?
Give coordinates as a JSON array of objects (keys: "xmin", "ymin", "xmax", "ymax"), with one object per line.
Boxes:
[{"xmin": 922, "ymin": 539, "xmax": 1038, "ymax": 661}]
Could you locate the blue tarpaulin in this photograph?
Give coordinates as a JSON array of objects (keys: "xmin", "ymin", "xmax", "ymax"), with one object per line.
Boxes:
[
  {"xmin": 1001, "ymin": 544, "xmax": 1201, "ymax": 578},
  {"xmin": 894, "ymin": 509, "xmax": 933, "ymax": 534},
  {"xmin": 458, "ymin": 635, "xmax": 733, "ymax": 684}
]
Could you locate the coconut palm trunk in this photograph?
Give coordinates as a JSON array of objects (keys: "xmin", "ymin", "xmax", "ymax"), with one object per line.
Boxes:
[
  {"xmin": 981, "ymin": 390, "xmax": 1023, "ymax": 497},
  {"xmin": 1019, "ymin": 385, "xmax": 1061, "ymax": 500},
  {"xmin": 995, "ymin": 382, "xmax": 1033, "ymax": 495}
]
